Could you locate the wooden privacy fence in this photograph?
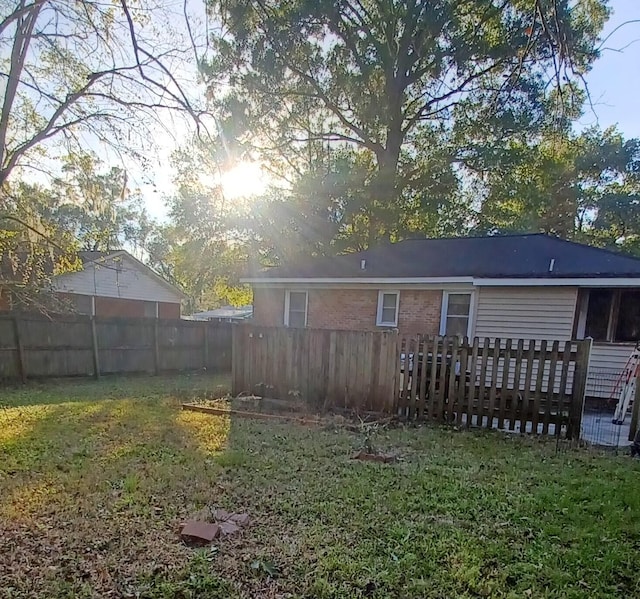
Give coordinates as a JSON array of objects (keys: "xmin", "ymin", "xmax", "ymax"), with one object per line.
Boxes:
[
  {"xmin": 232, "ymin": 325, "xmax": 592, "ymax": 439},
  {"xmin": 232, "ymin": 325, "xmax": 398, "ymax": 411},
  {"xmin": 397, "ymin": 336, "xmax": 592, "ymax": 439},
  {"xmin": 0, "ymin": 313, "xmax": 231, "ymax": 381}
]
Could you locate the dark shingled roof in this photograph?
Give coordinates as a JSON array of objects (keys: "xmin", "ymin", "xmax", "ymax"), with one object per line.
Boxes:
[{"xmin": 253, "ymin": 234, "xmax": 640, "ymax": 279}]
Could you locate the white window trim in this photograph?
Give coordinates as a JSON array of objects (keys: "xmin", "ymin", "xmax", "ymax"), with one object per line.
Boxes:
[
  {"xmin": 376, "ymin": 290, "xmax": 400, "ymax": 327},
  {"xmin": 284, "ymin": 290, "xmax": 308, "ymax": 327},
  {"xmin": 440, "ymin": 291, "xmax": 475, "ymax": 337}
]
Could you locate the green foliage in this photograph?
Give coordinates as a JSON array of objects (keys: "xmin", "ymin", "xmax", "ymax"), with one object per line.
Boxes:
[
  {"xmin": 473, "ymin": 127, "xmax": 640, "ymax": 254},
  {"xmin": 204, "ymin": 0, "xmax": 608, "ymax": 246}
]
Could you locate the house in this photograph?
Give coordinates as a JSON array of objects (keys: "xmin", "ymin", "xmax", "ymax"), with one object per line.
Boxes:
[
  {"xmin": 188, "ymin": 305, "xmax": 253, "ymax": 322},
  {"xmin": 52, "ymin": 250, "xmax": 185, "ymax": 319},
  {"xmin": 243, "ymin": 234, "xmax": 640, "ymax": 397}
]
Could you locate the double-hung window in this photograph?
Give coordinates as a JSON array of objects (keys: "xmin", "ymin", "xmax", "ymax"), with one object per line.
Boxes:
[
  {"xmin": 284, "ymin": 290, "xmax": 308, "ymax": 328},
  {"xmin": 440, "ymin": 292, "xmax": 472, "ymax": 337},
  {"xmin": 376, "ymin": 291, "xmax": 400, "ymax": 327}
]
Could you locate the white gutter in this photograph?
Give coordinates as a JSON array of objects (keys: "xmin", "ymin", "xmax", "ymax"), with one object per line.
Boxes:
[
  {"xmin": 473, "ymin": 277, "xmax": 640, "ymax": 287},
  {"xmin": 243, "ymin": 276, "xmax": 640, "ymax": 287},
  {"xmin": 242, "ymin": 276, "xmax": 475, "ymax": 285}
]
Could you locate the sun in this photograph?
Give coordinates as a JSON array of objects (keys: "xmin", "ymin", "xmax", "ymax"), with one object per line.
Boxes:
[{"xmin": 218, "ymin": 161, "xmax": 270, "ymax": 200}]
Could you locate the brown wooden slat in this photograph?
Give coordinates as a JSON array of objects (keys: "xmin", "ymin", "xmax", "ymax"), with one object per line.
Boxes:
[
  {"xmin": 520, "ymin": 340, "xmax": 536, "ymax": 434},
  {"xmin": 569, "ymin": 339, "xmax": 591, "ymax": 440},
  {"xmin": 446, "ymin": 337, "xmax": 459, "ymax": 424},
  {"xmin": 532, "ymin": 340, "xmax": 548, "ymax": 434},
  {"xmin": 466, "ymin": 337, "xmax": 479, "ymax": 428},
  {"xmin": 542, "ymin": 340, "xmax": 560, "ymax": 435},
  {"xmin": 418, "ymin": 336, "xmax": 429, "ymax": 420},
  {"xmin": 556, "ymin": 340, "xmax": 573, "ymax": 436},
  {"xmin": 509, "ymin": 339, "xmax": 524, "ymax": 431},
  {"xmin": 498, "ymin": 338, "xmax": 512, "ymax": 430},
  {"xmin": 487, "ymin": 338, "xmax": 501, "ymax": 429},
  {"xmin": 477, "ymin": 338, "xmax": 490, "ymax": 427},
  {"xmin": 408, "ymin": 337, "xmax": 420, "ymax": 419},
  {"xmin": 456, "ymin": 337, "xmax": 469, "ymax": 425},
  {"xmin": 428, "ymin": 336, "xmax": 439, "ymax": 421}
]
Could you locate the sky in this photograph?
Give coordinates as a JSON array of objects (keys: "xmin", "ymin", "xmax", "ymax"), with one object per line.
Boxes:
[
  {"xmin": 134, "ymin": 0, "xmax": 640, "ymax": 220},
  {"xmin": 577, "ymin": 0, "xmax": 640, "ymax": 137}
]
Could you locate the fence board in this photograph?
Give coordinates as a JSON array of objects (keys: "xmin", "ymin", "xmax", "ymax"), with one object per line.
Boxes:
[
  {"xmin": 0, "ymin": 313, "xmax": 232, "ymax": 381},
  {"xmin": 232, "ymin": 325, "xmax": 399, "ymax": 413}
]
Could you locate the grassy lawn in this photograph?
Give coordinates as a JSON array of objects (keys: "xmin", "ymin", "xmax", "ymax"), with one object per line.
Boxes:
[{"xmin": 1, "ymin": 375, "xmax": 639, "ymax": 598}]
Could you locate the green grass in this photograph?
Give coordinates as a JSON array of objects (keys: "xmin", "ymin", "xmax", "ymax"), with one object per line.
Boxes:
[{"xmin": 1, "ymin": 374, "xmax": 639, "ymax": 598}]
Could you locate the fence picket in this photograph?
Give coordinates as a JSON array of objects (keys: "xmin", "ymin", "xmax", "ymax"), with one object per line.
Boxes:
[
  {"xmin": 509, "ymin": 339, "xmax": 524, "ymax": 430},
  {"xmin": 532, "ymin": 340, "xmax": 548, "ymax": 434},
  {"xmin": 477, "ymin": 338, "xmax": 490, "ymax": 427},
  {"xmin": 543, "ymin": 340, "xmax": 560, "ymax": 435},
  {"xmin": 487, "ymin": 338, "xmax": 501, "ymax": 429},
  {"xmin": 498, "ymin": 338, "xmax": 512, "ymax": 429},
  {"xmin": 466, "ymin": 337, "xmax": 479, "ymax": 428}
]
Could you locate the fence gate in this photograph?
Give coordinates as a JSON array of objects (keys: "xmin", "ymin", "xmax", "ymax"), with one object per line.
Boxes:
[{"xmin": 395, "ymin": 336, "xmax": 592, "ymax": 439}]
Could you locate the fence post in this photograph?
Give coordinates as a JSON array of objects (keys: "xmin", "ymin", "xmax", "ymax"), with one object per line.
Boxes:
[
  {"xmin": 569, "ymin": 338, "xmax": 592, "ymax": 441},
  {"xmin": 90, "ymin": 316, "xmax": 100, "ymax": 380},
  {"xmin": 153, "ymin": 320, "xmax": 160, "ymax": 375},
  {"xmin": 629, "ymin": 369, "xmax": 640, "ymax": 442},
  {"xmin": 12, "ymin": 316, "xmax": 26, "ymax": 383},
  {"xmin": 203, "ymin": 324, "xmax": 209, "ymax": 370},
  {"xmin": 231, "ymin": 324, "xmax": 240, "ymax": 396}
]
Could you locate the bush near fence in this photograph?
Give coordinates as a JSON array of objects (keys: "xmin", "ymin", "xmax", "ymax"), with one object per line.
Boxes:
[{"xmin": 0, "ymin": 313, "xmax": 231, "ymax": 381}]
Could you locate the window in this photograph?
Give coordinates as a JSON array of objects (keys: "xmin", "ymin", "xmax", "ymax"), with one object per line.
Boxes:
[
  {"xmin": 285, "ymin": 290, "xmax": 307, "ymax": 327},
  {"xmin": 440, "ymin": 292, "xmax": 472, "ymax": 337},
  {"xmin": 143, "ymin": 301, "xmax": 158, "ymax": 318},
  {"xmin": 579, "ymin": 288, "xmax": 640, "ymax": 343},
  {"xmin": 376, "ymin": 291, "xmax": 399, "ymax": 327}
]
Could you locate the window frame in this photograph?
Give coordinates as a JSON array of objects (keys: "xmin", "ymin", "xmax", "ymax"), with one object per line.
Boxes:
[
  {"xmin": 576, "ymin": 288, "xmax": 640, "ymax": 343},
  {"xmin": 439, "ymin": 291, "xmax": 474, "ymax": 338},
  {"xmin": 376, "ymin": 290, "xmax": 400, "ymax": 327},
  {"xmin": 284, "ymin": 290, "xmax": 308, "ymax": 328}
]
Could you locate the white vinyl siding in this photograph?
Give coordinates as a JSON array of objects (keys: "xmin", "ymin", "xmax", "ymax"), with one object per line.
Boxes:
[
  {"xmin": 586, "ymin": 342, "xmax": 637, "ymax": 398},
  {"xmin": 473, "ymin": 286, "xmax": 578, "ymax": 341},
  {"xmin": 53, "ymin": 255, "xmax": 182, "ymax": 303}
]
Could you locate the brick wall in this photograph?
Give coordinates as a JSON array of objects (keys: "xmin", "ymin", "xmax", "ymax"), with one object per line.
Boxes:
[
  {"xmin": 253, "ymin": 287, "xmax": 286, "ymax": 326},
  {"xmin": 158, "ymin": 301, "xmax": 181, "ymax": 319},
  {"xmin": 252, "ymin": 286, "xmax": 442, "ymax": 334}
]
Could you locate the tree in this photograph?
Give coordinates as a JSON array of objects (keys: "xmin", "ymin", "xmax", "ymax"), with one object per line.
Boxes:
[
  {"xmin": 474, "ymin": 127, "xmax": 640, "ymax": 253},
  {"xmin": 51, "ymin": 155, "xmax": 152, "ymax": 252},
  {"xmin": 204, "ymin": 0, "xmax": 608, "ymax": 245},
  {"xmin": 0, "ymin": 0, "xmax": 203, "ymax": 188},
  {"xmin": 152, "ymin": 143, "xmax": 252, "ymax": 310},
  {"xmin": 0, "ymin": 0, "xmax": 202, "ymax": 307}
]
